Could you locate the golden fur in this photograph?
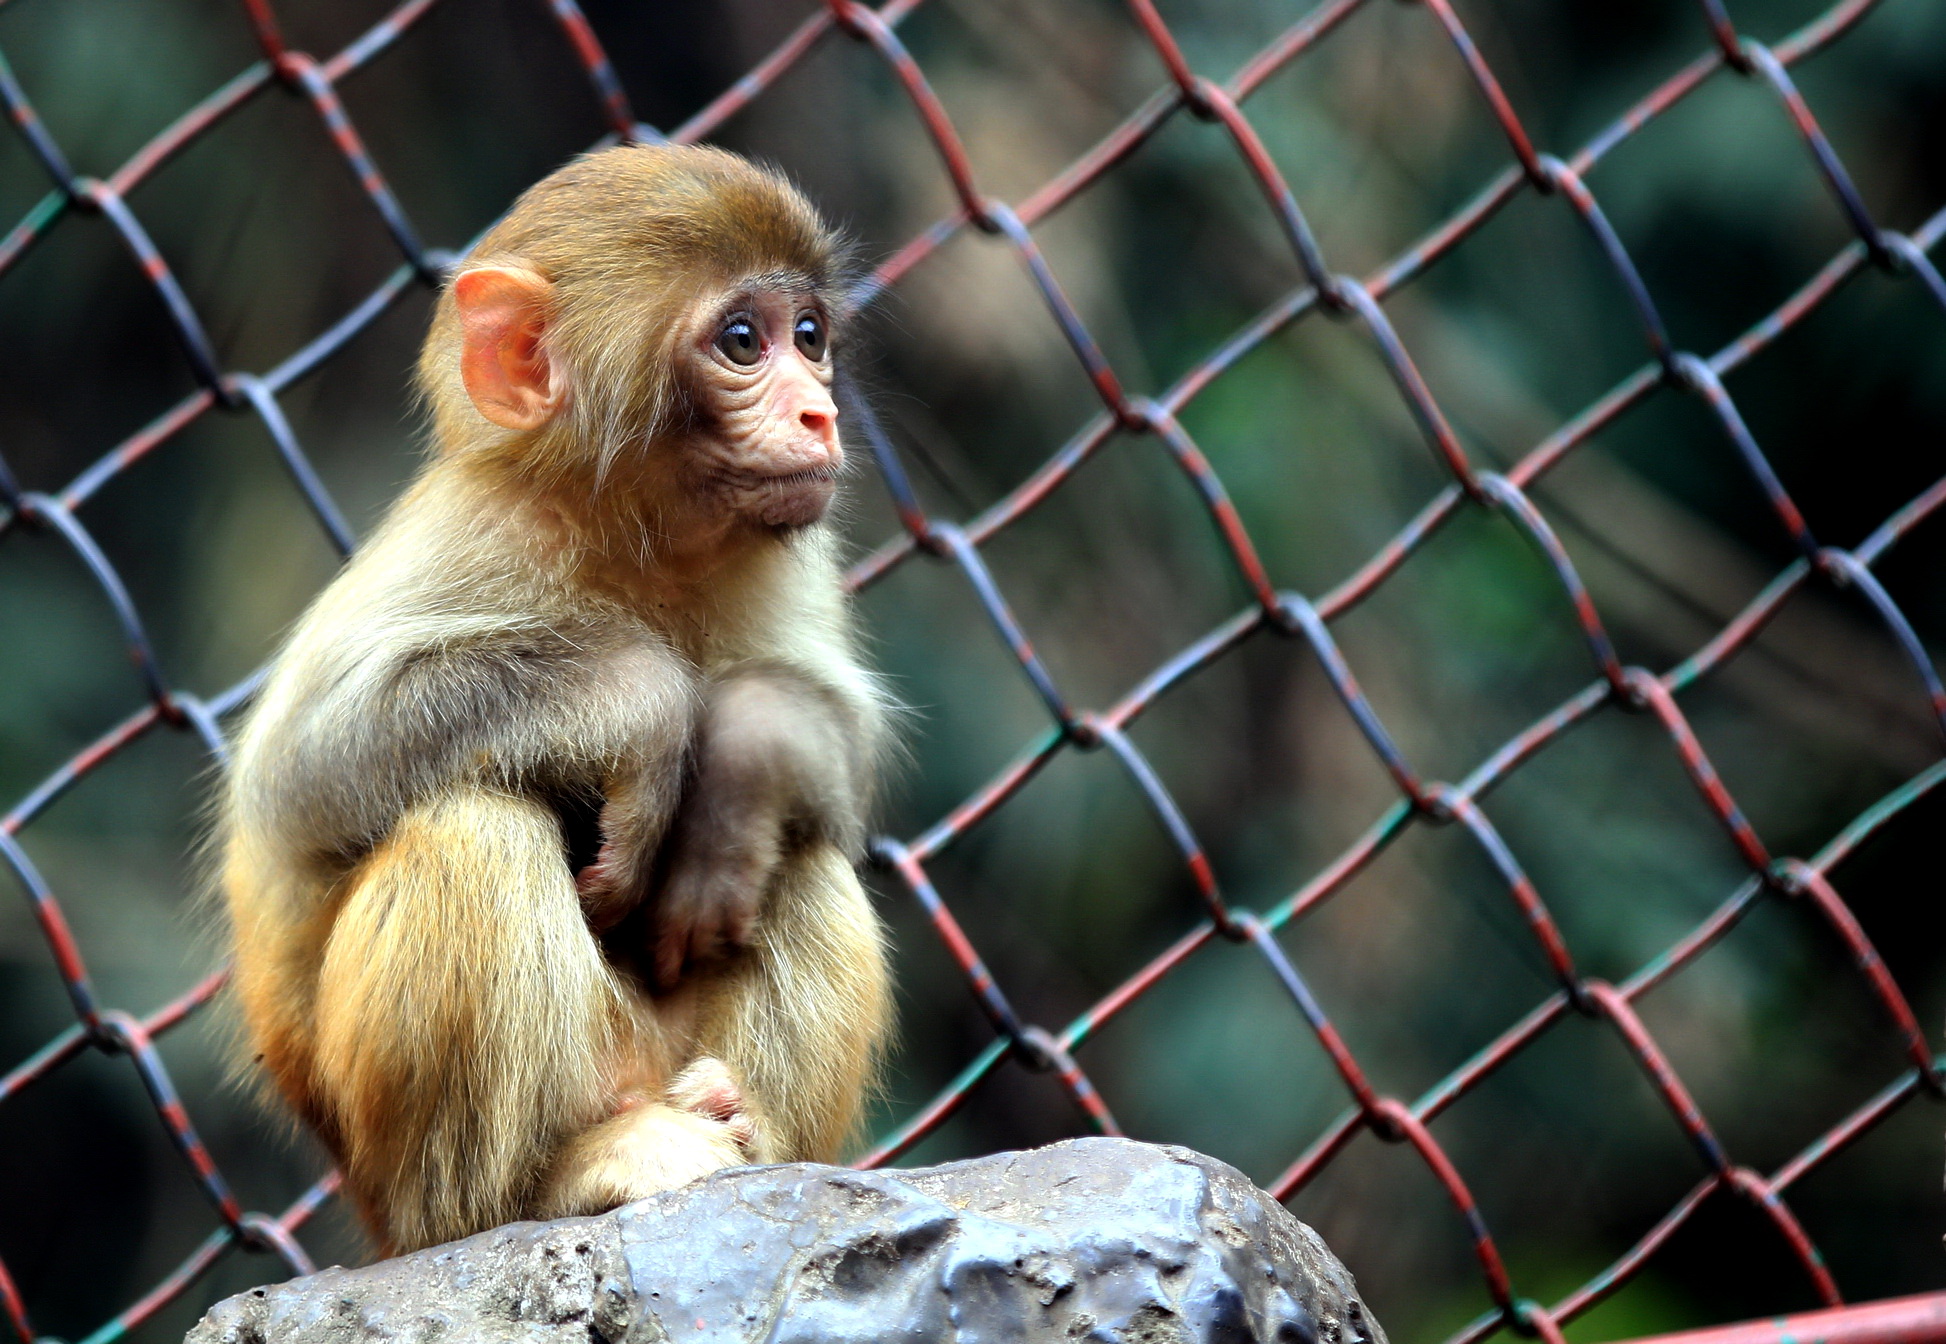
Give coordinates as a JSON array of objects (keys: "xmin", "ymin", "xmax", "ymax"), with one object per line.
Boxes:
[{"xmin": 219, "ymin": 144, "xmax": 891, "ymax": 1257}]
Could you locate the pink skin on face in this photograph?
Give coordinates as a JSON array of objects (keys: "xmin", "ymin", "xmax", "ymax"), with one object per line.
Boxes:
[{"xmin": 696, "ymin": 289, "xmax": 843, "ymax": 529}]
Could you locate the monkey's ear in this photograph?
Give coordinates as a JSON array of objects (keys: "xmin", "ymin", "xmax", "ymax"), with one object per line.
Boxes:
[{"xmin": 452, "ymin": 266, "xmax": 566, "ymax": 432}]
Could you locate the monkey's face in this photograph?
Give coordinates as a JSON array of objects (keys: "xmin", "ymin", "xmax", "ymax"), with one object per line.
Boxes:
[
  {"xmin": 674, "ymin": 283, "xmax": 842, "ymax": 531},
  {"xmin": 446, "ymin": 255, "xmax": 845, "ymax": 541}
]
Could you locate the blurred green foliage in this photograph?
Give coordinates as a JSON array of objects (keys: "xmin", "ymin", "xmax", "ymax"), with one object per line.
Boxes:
[{"xmin": 1, "ymin": 2, "xmax": 1943, "ymax": 1342}]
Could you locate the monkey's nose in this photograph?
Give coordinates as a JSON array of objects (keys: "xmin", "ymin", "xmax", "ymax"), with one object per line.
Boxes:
[
  {"xmin": 797, "ymin": 392, "xmax": 841, "ymax": 462},
  {"xmin": 775, "ymin": 357, "xmax": 840, "ymax": 458}
]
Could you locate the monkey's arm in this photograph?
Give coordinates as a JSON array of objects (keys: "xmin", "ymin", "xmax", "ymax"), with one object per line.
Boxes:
[
  {"xmin": 239, "ymin": 626, "xmax": 692, "ymax": 885},
  {"xmin": 592, "ymin": 665, "xmax": 871, "ymax": 990}
]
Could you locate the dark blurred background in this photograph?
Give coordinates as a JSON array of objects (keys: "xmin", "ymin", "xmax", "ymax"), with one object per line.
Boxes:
[{"xmin": 2, "ymin": 1, "xmax": 1944, "ymax": 1341}]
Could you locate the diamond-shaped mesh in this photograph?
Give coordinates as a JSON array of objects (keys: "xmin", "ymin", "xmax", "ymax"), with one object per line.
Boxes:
[{"xmin": 2, "ymin": 3, "xmax": 1943, "ymax": 1342}]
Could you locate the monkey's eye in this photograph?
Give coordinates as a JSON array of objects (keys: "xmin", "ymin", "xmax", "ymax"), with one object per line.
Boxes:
[
  {"xmin": 794, "ymin": 313, "xmax": 827, "ymax": 363},
  {"xmin": 715, "ymin": 316, "xmax": 762, "ymax": 367}
]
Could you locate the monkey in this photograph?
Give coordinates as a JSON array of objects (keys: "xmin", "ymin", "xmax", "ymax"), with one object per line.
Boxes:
[{"xmin": 217, "ymin": 144, "xmax": 892, "ymax": 1258}]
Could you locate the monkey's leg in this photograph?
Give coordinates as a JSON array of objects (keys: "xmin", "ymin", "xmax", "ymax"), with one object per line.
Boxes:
[
  {"xmin": 696, "ymin": 842, "xmax": 893, "ymax": 1165},
  {"xmin": 313, "ymin": 786, "xmax": 632, "ymax": 1256},
  {"xmin": 224, "ymin": 851, "xmax": 338, "ymax": 1140},
  {"xmin": 540, "ymin": 846, "xmax": 887, "ymax": 1212}
]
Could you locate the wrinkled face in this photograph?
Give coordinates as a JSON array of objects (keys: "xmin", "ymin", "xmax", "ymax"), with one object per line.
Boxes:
[
  {"xmin": 675, "ymin": 279, "xmax": 842, "ymax": 530},
  {"xmin": 447, "ymin": 256, "xmax": 845, "ymax": 538}
]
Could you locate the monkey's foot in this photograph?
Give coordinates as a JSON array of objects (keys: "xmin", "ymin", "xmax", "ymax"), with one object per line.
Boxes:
[
  {"xmin": 537, "ymin": 1062, "xmax": 757, "ymax": 1220},
  {"xmin": 667, "ymin": 1056, "xmax": 759, "ymax": 1152}
]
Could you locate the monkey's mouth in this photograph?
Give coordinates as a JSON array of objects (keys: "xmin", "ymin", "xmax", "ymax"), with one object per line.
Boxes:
[
  {"xmin": 735, "ymin": 464, "xmax": 839, "ymax": 528},
  {"xmin": 758, "ymin": 466, "xmax": 840, "ymax": 489}
]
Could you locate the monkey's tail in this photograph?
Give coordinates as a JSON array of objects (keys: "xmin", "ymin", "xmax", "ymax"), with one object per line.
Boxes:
[{"xmin": 312, "ymin": 786, "xmax": 625, "ymax": 1254}]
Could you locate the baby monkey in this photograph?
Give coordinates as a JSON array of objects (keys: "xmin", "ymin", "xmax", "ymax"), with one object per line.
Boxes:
[{"xmin": 220, "ymin": 145, "xmax": 891, "ymax": 1257}]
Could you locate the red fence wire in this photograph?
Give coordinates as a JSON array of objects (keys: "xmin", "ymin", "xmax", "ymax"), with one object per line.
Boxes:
[{"xmin": 1, "ymin": 1, "xmax": 1943, "ymax": 1342}]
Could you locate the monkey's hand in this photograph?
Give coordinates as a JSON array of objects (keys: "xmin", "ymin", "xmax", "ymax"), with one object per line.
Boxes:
[
  {"xmin": 573, "ymin": 831, "xmax": 644, "ymax": 934},
  {"xmin": 568, "ymin": 789, "xmax": 775, "ymax": 970},
  {"xmin": 648, "ymin": 812, "xmax": 781, "ymax": 990},
  {"xmin": 573, "ymin": 768, "xmax": 686, "ymax": 934},
  {"xmin": 645, "ymin": 669, "xmax": 859, "ymax": 991}
]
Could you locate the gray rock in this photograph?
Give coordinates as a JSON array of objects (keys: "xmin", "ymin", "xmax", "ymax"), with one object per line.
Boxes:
[{"xmin": 187, "ymin": 1138, "xmax": 1385, "ymax": 1344}]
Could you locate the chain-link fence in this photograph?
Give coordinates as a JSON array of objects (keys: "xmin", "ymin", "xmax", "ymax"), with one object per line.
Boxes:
[{"xmin": 2, "ymin": 2, "xmax": 1943, "ymax": 1342}]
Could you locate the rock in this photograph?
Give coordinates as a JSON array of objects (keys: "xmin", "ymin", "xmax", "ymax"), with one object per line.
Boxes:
[{"xmin": 187, "ymin": 1137, "xmax": 1386, "ymax": 1344}]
